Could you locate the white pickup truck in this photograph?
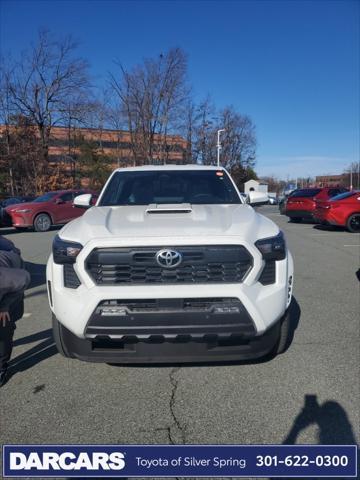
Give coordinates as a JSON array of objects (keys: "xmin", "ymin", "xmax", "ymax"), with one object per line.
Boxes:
[{"xmin": 46, "ymin": 165, "xmax": 294, "ymax": 363}]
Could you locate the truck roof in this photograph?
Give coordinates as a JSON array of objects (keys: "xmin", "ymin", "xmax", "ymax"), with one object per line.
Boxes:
[{"xmin": 113, "ymin": 164, "xmax": 226, "ymax": 173}]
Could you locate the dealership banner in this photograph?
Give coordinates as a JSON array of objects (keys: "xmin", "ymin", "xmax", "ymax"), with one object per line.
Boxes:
[{"xmin": 2, "ymin": 444, "xmax": 357, "ymax": 478}]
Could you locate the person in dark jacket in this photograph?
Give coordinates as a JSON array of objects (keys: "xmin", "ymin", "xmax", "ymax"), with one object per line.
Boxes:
[{"xmin": 0, "ymin": 235, "xmax": 30, "ymax": 386}]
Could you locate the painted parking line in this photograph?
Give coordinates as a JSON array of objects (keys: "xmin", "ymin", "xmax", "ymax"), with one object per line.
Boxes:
[
  {"xmin": 286, "ymin": 225, "xmax": 315, "ymax": 228},
  {"xmin": 309, "ymin": 233, "xmax": 352, "ymax": 236},
  {"xmin": 343, "ymin": 245, "xmax": 360, "ymax": 247},
  {"xmin": 22, "ymin": 313, "xmax": 32, "ymax": 318}
]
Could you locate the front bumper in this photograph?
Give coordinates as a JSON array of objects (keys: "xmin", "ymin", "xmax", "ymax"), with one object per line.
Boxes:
[
  {"xmin": 8, "ymin": 213, "xmax": 32, "ymax": 227},
  {"xmin": 85, "ymin": 297, "xmax": 256, "ymax": 338},
  {"xmin": 57, "ymin": 314, "xmax": 281, "ymax": 363}
]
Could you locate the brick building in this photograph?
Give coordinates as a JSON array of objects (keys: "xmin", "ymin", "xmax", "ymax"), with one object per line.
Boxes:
[
  {"xmin": 315, "ymin": 174, "xmax": 348, "ymax": 187},
  {"xmin": 48, "ymin": 126, "xmax": 187, "ymax": 165},
  {"xmin": 0, "ymin": 124, "xmax": 188, "ymax": 165}
]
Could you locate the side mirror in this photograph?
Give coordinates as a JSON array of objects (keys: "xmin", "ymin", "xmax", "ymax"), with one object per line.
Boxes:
[
  {"xmin": 248, "ymin": 191, "xmax": 269, "ymax": 206},
  {"xmin": 74, "ymin": 193, "xmax": 92, "ymax": 209},
  {"xmin": 54, "ymin": 198, "xmax": 65, "ymax": 205}
]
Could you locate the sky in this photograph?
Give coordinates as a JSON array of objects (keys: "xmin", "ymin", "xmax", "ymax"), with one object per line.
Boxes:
[{"xmin": 0, "ymin": 0, "xmax": 359, "ymax": 179}]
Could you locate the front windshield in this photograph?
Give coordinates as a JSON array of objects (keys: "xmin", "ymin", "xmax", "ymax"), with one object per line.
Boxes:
[
  {"xmin": 99, "ymin": 170, "xmax": 241, "ymax": 206},
  {"xmin": 33, "ymin": 192, "xmax": 58, "ymax": 203}
]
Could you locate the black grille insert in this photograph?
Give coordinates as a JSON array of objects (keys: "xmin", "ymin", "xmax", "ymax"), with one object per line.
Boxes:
[
  {"xmin": 63, "ymin": 264, "xmax": 81, "ymax": 289},
  {"xmin": 86, "ymin": 245, "xmax": 253, "ymax": 285},
  {"xmin": 258, "ymin": 260, "xmax": 276, "ymax": 285}
]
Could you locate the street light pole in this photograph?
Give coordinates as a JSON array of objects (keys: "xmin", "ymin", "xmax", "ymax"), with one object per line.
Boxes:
[{"xmin": 217, "ymin": 129, "xmax": 225, "ymax": 167}]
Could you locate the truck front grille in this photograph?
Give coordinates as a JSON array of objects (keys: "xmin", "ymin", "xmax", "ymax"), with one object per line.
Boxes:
[{"xmin": 86, "ymin": 245, "xmax": 253, "ymax": 285}]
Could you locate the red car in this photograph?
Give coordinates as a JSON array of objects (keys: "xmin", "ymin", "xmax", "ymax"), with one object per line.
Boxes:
[
  {"xmin": 285, "ymin": 187, "xmax": 348, "ymax": 223},
  {"xmin": 6, "ymin": 189, "xmax": 96, "ymax": 232},
  {"xmin": 314, "ymin": 190, "xmax": 360, "ymax": 233}
]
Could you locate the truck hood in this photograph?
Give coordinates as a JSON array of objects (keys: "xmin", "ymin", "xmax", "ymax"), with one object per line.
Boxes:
[{"xmin": 59, "ymin": 204, "xmax": 279, "ymax": 245}]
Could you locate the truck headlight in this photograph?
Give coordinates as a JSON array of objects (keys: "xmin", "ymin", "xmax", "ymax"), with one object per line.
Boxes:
[
  {"xmin": 255, "ymin": 231, "xmax": 286, "ymax": 260},
  {"xmin": 53, "ymin": 235, "xmax": 83, "ymax": 264}
]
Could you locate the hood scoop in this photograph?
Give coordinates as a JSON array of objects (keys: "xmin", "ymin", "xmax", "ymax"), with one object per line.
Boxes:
[{"xmin": 146, "ymin": 203, "xmax": 192, "ymax": 214}]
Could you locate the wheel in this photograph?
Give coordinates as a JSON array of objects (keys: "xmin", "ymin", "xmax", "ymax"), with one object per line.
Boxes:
[
  {"xmin": 273, "ymin": 309, "xmax": 290, "ymax": 355},
  {"xmin": 346, "ymin": 213, "xmax": 360, "ymax": 233},
  {"xmin": 289, "ymin": 217, "xmax": 302, "ymax": 223},
  {"xmin": 52, "ymin": 314, "xmax": 74, "ymax": 358},
  {"xmin": 33, "ymin": 213, "xmax": 52, "ymax": 232}
]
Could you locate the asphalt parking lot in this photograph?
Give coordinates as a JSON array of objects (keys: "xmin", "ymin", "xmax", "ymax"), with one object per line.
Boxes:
[{"xmin": 1, "ymin": 206, "xmax": 359, "ymax": 453}]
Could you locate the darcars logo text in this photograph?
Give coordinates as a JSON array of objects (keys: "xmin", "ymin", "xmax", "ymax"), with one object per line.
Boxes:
[{"xmin": 10, "ymin": 452, "xmax": 125, "ymax": 471}]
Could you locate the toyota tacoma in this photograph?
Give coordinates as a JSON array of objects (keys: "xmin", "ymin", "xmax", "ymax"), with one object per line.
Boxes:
[{"xmin": 46, "ymin": 165, "xmax": 294, "ymax": 363}]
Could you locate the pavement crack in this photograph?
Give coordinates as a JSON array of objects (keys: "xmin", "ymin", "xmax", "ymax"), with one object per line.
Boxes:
[{"xmin": 168, "ymin": 366, "xmax": 186, "ymax": 445}]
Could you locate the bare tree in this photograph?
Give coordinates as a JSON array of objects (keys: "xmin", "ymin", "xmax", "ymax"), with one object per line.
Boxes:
[
  {"xmin": 343, "ymin": 161, "xmax": 360, "ymax": 189},
  {"xmin": 109, "ymin": 48, "xmax": 189, "ymax": 165},
  {"xmin": 0, "ymin": 65, "xmax": 16, "ymax": 194},
  {"xmin": 181, "ymin": 100, "xmax": 197, "ymax": 163},
  {"xmin": 191, "ymin": 96, "xmax": 217, "ymax": 164},
  {"xmin": 107, "ymin": 97, "xmax": 133, "ymax": 167},
  {"xmin": 0, "ymin": 116, "xmax": 48, "ymax": 195},
  {"xmin": 5, "ymin": 29, "xmax": 90, "ymax": 162},
  {"xmin": 217, "ymin": 106, "xmax": 256, "ymax": 170}
]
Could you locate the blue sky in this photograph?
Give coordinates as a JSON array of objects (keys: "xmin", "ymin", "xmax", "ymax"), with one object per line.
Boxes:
[{"xmin": 0, "ymin": 0, "xmax": 359, "ymax": 179}]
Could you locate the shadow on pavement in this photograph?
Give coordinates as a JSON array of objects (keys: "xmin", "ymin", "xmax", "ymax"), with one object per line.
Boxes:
[
  {"xmin": 24, "ymin": 261, "xmax": 46, "ymax": 289},
  {"xmin": 269, "ymin": 395, "xmax": 358, "ymax": 480},
  {"xmin": 0, "ymin": 227, "xmax": 18, "ymax": 235},
  {"xmin": 283, "ymin": 394, "xmax": 357, "ymax": 445},
  {"xmin": 356, "ymin": 269, "xmax": 360, "ymax": 282},
  {"xmin": 8, "ymin": 333, "xmax": 57, "ymax": 380},
  {"xmin": 288, "ymin": 219, "xmax": 318, "ymax": 225},
  {"xmin": 13, "ymin": 328, "xmax": 52, "ymax": 347},
  {"xmin": 313, "ymin": 223, "xmax": 346, "ymax": 232}
]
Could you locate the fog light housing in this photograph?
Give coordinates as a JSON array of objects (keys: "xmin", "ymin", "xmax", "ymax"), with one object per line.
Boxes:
[
  {"xmin": 100, "ymin": 306, "xmax": 128, "ymax": 316},
  {"xmin": 213, "ymin": 306, "xmax": 240, "ymax": 314}
]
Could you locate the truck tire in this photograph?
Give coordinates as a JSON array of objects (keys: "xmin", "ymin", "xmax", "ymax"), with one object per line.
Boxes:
[
  {"xmin": 34, "ymin": 213, "xmax": 52, "ymax": 232},
  {"xmin": 273, "ymin": 309, "xmax": 290, "ymax": 355},
  {"xmin": 52, "ymin": 314, "xmax": 74, "ymax": 358}
]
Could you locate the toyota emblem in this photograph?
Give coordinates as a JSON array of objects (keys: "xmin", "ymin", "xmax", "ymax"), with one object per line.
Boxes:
[{"xmin": 156, "ymin": 249, "xmax": 182, "ymax": 268}]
